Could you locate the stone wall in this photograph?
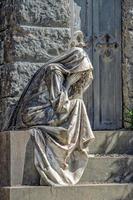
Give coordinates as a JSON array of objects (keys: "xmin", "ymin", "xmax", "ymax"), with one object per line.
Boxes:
[
  {"xmin": 122, "ymin": 0, "xmax": 133, "ymax": 127},
  {"xmin": 0, "ymin": 0, "xmax": 71, "ymax": 130}
]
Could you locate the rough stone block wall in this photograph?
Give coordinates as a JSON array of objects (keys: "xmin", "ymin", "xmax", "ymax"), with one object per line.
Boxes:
[
  {"xmin": 0, "ymin": 0, "xmax": 71, "ymax": 130},
  {"xmin": 122, "ymin": 0, "xmax": 133, "ymax": 127}
]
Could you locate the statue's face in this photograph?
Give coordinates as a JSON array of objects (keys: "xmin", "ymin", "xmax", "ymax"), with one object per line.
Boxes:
[{"xmin": 69, "ymin": 31, "xmax": 86, "ymax": 48}]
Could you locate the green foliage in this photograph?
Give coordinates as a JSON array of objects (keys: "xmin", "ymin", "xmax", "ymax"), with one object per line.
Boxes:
[{"xmin": 124, "ymin": 106, "xmax": 133, "ymax": 129}]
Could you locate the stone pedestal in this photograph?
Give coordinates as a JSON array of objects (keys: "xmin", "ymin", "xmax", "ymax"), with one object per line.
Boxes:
[{"xmin": 0, "ymin": 131, "xmax": 40, "ymax": 186}]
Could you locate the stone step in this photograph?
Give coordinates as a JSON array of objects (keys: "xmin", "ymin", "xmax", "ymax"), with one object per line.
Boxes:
[
  {"xmin": 80, "ymin": 155, "xmax": 133, "ymax": 184},
  {"xmin": 1, "ymin": 184, "xmax": 133, "ymax": 200},
  {"xmin": 89, "ymin": 130, "xmax": 133, "ymax": 154},
  {"xmin": 1, "ymin": 131, "xmax": 133, "ymax": 187}
]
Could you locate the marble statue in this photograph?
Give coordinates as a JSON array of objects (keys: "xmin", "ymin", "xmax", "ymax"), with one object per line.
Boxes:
[{"xmin": 5, "ymin": 31, "xmax": 95, "ymax": 186}]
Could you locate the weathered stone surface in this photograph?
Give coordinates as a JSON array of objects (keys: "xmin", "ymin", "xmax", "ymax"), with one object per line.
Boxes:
[
  {"xmin": 0, "ymin": 188, "xmax": 9, "ymax": 200},
  {"xmin": 0, "ymin": 32, "xmax": 5, "ymax": 64},
  {"xmin": 124, "ymin": 31, "xmax": 133, "ymax": 60},
  {"xmin": 13, "ymin": 27, "xmax": 71, "ymax": 62},
  {"xmin": 123, "ymin": 1, "xmax": 133, "ymax": 31},
  {"xmin": 0, "ymin": 62, "xmax": 44, "ymax": 129},
  {"xmin": 16, "ymin": 0, "xmax": 71, "ymax": 27},
  {"xmin": 0, "ymin": 1, "xmax": 14, "ymax": 31},
  {"xmin": 0, "ymin": 27, "xmax": 71, "ymax": 64},
  {"xmin": 0, "ymin": 132, "xmax": 10, "ymax": 186},
  {"xmin": 0, "ymin": 62, "xmax": 44, "ymax": 98},
  {"xmin": 89, "ymin": 130, "xmax": 133, "ymax": 154},
  {"xmin": 82, "ymin": 155, "xmax": 133, "ymax": 183},
  {"xmin": 0, "ymin": 98, "xmax": 19, "ymax": 131},
  {"xmin": 0, "ymin": 2, "xmax": 71, "ymax": 64},
  {"xmin": 122, "ymin": 0, "xmax": 133, "ymax": 127},
  {"xmin": 0, "ymin": 0, "xmax": 71, "ymax": 30},
  {"xmin": 1, "ymin": 184, "xmax": 133, "ymax": 200}
]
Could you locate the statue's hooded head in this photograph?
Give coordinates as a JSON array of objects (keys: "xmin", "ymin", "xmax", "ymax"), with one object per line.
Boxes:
[{"xmin": 45, "ymin": 31, "xmax": 92, "ymax": 74}]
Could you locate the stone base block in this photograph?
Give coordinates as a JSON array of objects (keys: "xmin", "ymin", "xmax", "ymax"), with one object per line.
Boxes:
[
  {"xmin": 0, "ymin": 184, "xmax": 133, "ymax": 200},
  {"xmin": 0, "ymin": 131, "xmax": 40, "ymax": 186}
]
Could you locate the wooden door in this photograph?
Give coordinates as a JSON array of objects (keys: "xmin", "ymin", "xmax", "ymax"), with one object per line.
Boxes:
[{"xmin": 72, "ymin": 0, "xmax": 122, "ymax": 130}]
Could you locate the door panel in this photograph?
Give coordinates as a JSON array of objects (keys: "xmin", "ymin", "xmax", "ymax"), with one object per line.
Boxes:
[
  {"xmin": 72, "ymin": 0, "xmax": 122, "ymax": 130},
  {"xmin": 92, "ymin": 0, "xmax": 122, "ymax": 129}
]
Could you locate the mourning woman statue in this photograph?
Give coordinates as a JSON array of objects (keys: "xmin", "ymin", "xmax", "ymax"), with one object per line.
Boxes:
[{"xmin": 5, "ymin": 31, "xmax": 95, "ymax": 186}]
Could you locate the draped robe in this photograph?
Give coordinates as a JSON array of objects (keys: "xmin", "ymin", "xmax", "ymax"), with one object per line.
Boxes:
[{"xmin": 6, "ymin": 47, "xmax": 95, "ymax": 186}]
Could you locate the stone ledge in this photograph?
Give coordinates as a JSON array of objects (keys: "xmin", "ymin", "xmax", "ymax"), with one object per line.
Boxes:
[{"xmin": 1, "ymin": 184, "xmax": 133, "ymax": 200}]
